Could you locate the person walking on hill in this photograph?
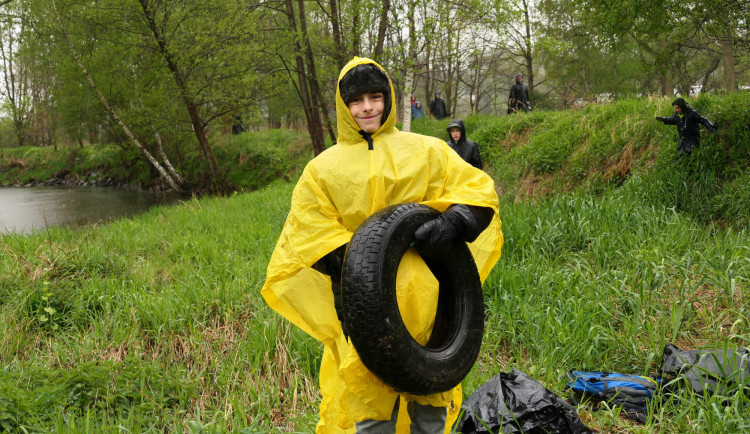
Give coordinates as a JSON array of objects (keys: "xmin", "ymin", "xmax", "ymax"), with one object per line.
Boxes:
[
  {"xmin": 507, "ymin": 74, "xmax": 531, "ymax": 114},
  {"xmin": 656, "ymin": 97, "xmax": 716, "ymax": 157},
  {"xmin": 261, "ymin": 57, "xmax": 503, "ymax": 433},
  {"xmin": 446, "ymin": 119, "xmax": 482, "ymax": 170},
  {"xmin": 430, "ymin": 91, "xmax": 449, "ymax": 119}
]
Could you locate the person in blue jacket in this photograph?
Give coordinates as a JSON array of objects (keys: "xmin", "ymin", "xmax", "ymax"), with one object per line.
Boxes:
[{"xmin": 411, "ymin": 101, "xmax": 425, "ymax": 120}]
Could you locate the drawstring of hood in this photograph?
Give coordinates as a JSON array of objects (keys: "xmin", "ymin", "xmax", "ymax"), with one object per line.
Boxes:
[{"xmin": 359, "ymin": 130, "xmax": 374, "ymax": 150}]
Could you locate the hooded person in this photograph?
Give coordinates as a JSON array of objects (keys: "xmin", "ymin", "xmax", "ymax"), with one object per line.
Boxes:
[
  {"xmin": 261, "ymin": 57, "xmax": 503, "ymax": 433},
  {"xmin": 656, "ymin": 97, "xmax": 717, "ymax": 156},
  {"xmin": 507, "ymin": 73, "xmax": 530, "ymax": 114},
  {"xmin": 411, "ymin": 101, "xmax": 425, "ymax": 120},
  {"xmin": 446, "ymin": 119, "xmax": 483, "ymax": 170},
  {"xmin": 430, "ymin": 91, "xmax": 449, "ymax": 119}
]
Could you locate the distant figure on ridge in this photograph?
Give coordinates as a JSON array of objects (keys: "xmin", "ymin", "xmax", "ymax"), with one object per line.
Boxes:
[
  {"xmin": 507, "ymin": 73, "xmax": 531, "ymax": 114},
  {"xmin": 430, "ymin": 91, "xmax": 449, "ymax": 119},
  {"xmin": 231, "ymin": 115, "xmax": 246, "ymax": 135}
]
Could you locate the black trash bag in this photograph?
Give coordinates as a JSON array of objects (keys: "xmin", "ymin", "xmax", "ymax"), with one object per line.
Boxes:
[
  {"xmin": 659, "ymin": 343, "xmax": 750, "ymax": 396},
  {"xmin": 455, "ymin": 369, "xmax": 593, "ymax": 434}
]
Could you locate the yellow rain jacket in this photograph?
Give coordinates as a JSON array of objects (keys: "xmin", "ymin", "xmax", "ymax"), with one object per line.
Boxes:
[{"xmin": 261, "ymin": 57, "xmax": 503, "ymax": 433}]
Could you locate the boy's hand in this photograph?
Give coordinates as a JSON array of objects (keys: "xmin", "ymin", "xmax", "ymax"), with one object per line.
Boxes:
[
  {"xmin": 414, "ymin": 205, "xmax": 492, "ymax": 257},
  {"xmin": 414, "ymin": 210, "xmax": 463, "ymax": 257}
]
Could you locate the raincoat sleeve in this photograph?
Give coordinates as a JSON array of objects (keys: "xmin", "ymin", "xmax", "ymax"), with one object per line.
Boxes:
[{"xmin": 261, "ymin": 162, "xmax": 352, "ymax": 350}]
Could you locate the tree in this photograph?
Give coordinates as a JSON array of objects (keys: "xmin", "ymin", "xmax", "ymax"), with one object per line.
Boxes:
[
  {"xmin": 39, "ymin": 0, "xmax": 281, "ymax": 191},
  {"xmin": 51, "ymin": 0, "xmax": 183, "ymax": 192},
  {"xmin": 0, "ymin": 2, "xmax": 29, "ymax": 147},
  {"xmin": 500, "ymin": 0, "xmax": 536, "ymax": 100}
]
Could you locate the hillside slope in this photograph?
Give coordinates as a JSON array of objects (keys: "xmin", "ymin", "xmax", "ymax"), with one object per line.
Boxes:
[{"xmin": 413, "ymin": 92, "xmax": 750, "ymax": 226}]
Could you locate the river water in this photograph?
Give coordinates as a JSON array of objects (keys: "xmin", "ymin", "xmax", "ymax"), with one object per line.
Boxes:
[{"xmin": 0, "ymin": 186, "xmax": 184, "ymax": 235}]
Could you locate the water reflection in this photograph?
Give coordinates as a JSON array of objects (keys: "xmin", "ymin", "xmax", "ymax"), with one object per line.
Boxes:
[{"xmin": 0, "ymin": 186, "xmax": 184, "ymax": 235}]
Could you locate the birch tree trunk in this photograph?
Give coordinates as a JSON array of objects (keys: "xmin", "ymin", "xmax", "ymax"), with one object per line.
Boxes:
[{"xmin": 402, "ymin": 73, "xmax": 413, "ymax": 132}]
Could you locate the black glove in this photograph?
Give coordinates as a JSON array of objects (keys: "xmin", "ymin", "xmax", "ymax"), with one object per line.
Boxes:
[
  {"xmin": 655, "ymin": 116, "xmax": 664, "ymax": 122},
  {"xmin": 312, "ymin": 244, "xmax": 347, "ymax": 278},
  {"xmin": 414, "ymin": 205, "xmax": 493, "ymax": 257}
]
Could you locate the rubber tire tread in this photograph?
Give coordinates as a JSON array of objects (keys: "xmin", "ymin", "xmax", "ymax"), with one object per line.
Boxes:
[{"xmin": 341, "ymin": 202, "xmax": 485, "ymax": 395}]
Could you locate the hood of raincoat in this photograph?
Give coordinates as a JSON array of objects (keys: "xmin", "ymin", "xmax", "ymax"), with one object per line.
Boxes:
[
  {"xmin": 447, "ymin": 118, "xmax": 466, "ymax": 144},
  {"xmin": 515, "ymin": 73, "xmax": 523, "ymax": 84},
  {"xmin": 336, "ymin": 57, "xmax": 397, "ymax": 145},
  {"xmin": 262, "ymin": 56, "xmax": 503, "ymax": 432}
]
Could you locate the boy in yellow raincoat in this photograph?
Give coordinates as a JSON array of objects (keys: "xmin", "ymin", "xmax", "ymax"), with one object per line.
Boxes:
[{"xmin": 261, "ymin": 57, "xmax": 503, "ymax": 433}]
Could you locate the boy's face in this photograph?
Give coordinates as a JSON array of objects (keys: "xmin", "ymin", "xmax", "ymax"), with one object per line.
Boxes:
[
  {"xmin": 348, "ymin": 92, "xmax": 385, "ymax": 133},
  {"xmin": 450, "ymin": 127, "xmax": 461, "ymax": 142}
]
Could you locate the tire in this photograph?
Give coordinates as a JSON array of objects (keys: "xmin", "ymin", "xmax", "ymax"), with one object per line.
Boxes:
[{"xmin": 340, "ymin": 202, "xmax": 485, "ymax": 395}]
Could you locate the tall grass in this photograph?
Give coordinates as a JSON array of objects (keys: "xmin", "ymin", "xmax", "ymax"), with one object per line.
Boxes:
[
  {"xmin": 2, "ymin": 173, "xmax": 749, "ymax": 432},
  {"xmin": 1, "ymin": 181, "xmax": 322, "ymax": 431}
]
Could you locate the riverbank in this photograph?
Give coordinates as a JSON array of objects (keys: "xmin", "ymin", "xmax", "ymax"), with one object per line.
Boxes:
[{"xmin": 0, "ymin": 128, "xmax": 313, "ymax": 194}]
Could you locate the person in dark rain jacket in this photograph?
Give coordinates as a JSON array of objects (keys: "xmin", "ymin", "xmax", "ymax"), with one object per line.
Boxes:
[
  {"xmin": 507, "ymin": 73, "xmax": 531, "ymax": 114},
  {"xmin": 430, "ymin": 91, "xmax": 449, "ymax": 119},
  {"xmin": 446, "ymin": 119, "xmax": 483, "ymax": 170},
  {"xmin": 656, "ymin": 97, "xmax": 716, "ymax": 156}
]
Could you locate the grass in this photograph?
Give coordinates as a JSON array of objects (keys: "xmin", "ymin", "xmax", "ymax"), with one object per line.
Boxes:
[
  {"xmin": 1, "ymin": 181, "xmax": 322, "ymax": 431},
  {"xmin": 2, "ymin": 177, "xmax": 749, "ymax": 432},
  {"xmin": 2, "ymin": 93, "xmax": 750, "ymax": 432}
]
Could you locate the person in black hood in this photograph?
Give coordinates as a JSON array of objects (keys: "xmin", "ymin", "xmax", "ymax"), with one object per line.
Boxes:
[
  {"xmin": 656, "ymin": 97, "xmax": 716, "ymax": 156},
  {"xmin": 430, "ymin": 91, "xmax": 449, "ymax": 119},
  {"xmin": 507, "ymin": 73, "xmax": 531, "ymax": 114},
  {"xmin": 446, "ymin": 119, "xmax": 483, "ymax": 169}
]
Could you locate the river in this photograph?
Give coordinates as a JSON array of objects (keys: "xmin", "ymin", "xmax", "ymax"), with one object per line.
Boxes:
[{"xmin": 0, "ymin": 186, "xmax": 184, "ymax": 235}]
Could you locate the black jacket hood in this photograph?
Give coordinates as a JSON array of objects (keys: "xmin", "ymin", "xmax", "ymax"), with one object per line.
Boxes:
[
  {"xmin": 447, "ymin": 119, "xmax": 466, "ymax": 143},
  {"xmin": 672, "ymin": 98, "xmax": 691, "ymax": 114}
]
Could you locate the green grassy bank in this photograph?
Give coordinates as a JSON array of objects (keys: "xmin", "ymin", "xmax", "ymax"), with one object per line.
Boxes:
[
  {"xmin": 0, "ymin": 129, "xmax": 312, "ymax": 192},
  {"xmin": 2, "ymin": 94, "xmax": 750, "ymax": 432}
]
